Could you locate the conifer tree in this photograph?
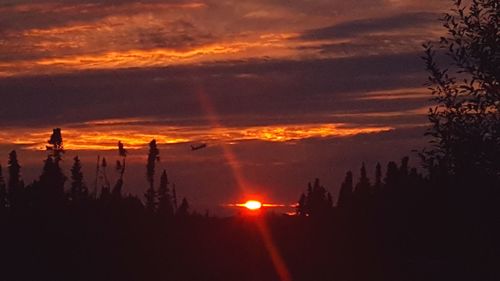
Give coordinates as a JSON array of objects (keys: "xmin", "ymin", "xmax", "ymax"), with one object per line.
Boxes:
[
  {"xmin": 355, "ymin": 163, "xmax": 371, "ymax": 196},
  {"xmin": 326, "ymin": 192, "xmax": 333, "ymax": 208},
  {"xmin": 8, "ymin": 150, "xmax": 21, "ymax": 194},
  {"xmin": 172, "ymin": 184, "xmax": 178, "ymax": 212},
  {"xmin": 0, "ymin": 165, "xmax": 7, "ymax": 209},
  {"xmin": 70, "ymin": 156, "xmax": 87, "ymax": 201},
  {"xmin": 40, "ymin": 129, "xmax": 66, "ymax": 198},
  {"xmin": 112, "ymin": 141, "xmax": 127, "ymax": 198},
  {"xmin": 100, "ymin": 157, "xmax": 110, "ymax": 199},
  {"xmin": 296, "ymin": 193, "xmax": 306, "ymax": 216},
  {"xmin": 337, "ymin": 171, "xmax": 353, "ymax": 208},
  {"xmin": 157, "ymin": 170, "xmax": 173, "ymax": 217},
  {"xmin": 48, "ymin": 128, "xmax": 64, "ymax": 161},
  {"xmin": 177, "ymin": 198, "xmax": 189, "ymax": 217},
  {"xmin": 374, "ymin": 163, "xmax": 382, "ymax": 190},
  {"xmin": 384, "ymin": 161, "xmax": 399, "ymax": 189},
  {"xmin": 7, "ymin": 150, "xmax": 22, "ymax": 206},
  {"xmin": 145, "ymin": 139, "xmax": 159, "ymax": 211},
  {"xmin": 306, "ymin": 178, "xmax": 330, "ymax": 216}
]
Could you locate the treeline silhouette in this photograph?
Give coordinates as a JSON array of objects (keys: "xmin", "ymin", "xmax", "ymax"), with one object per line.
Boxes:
[
  {"xmin": 0, "ymin": 129, "xmax": 201, "ymax": 281},
  {"xmin": 294, "ymin": 157, "xmax": 499, "ymax": 281},
  {"xmin": 0, "ymin": 129, "xmax": 187, "ymax": 217},
  {"xmin": 0, "ymin": 130, "xmax": 498, "ymax": 281}
]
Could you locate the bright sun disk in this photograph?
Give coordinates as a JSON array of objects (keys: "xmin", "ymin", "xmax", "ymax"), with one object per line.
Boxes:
[{"xmin": 244, "ymin": 200, "xmax": 262, "ymax": 210}]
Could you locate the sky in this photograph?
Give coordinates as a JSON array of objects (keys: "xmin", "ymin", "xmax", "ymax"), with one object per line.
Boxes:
[{"xmin": 0, "ymin": 0, "xmax": 450, "ymax": 214}]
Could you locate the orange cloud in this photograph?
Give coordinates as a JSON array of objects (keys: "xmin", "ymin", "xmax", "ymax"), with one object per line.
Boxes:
[
  {"xmin": 0, "ymin": 32, "xmax": 300, "ymax": 77},
  {"xmin": 0, "ymin": 122, "xmax": 393, "ymax": 151},
  {"xmin": 356, "ymin": 87, "xmax": 430, "ymax": 100}
]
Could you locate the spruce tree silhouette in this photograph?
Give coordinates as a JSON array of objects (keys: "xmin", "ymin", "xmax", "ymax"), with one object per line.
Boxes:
[
  {"xmin": 157, "ymin": 170, "xmax": 173, "ymax": 217},
  {"xmin": 326, "ymin": 192, "xmax": 333, "ymax": 208},
  {"xmin": 112, "ymin": 141, "xmax": 127, "ymax": 198},
  {"xmin": 99, "ymin": 157, "xmax": 111, "ymax": 199},
  {"xmin": 296, "ymin": 193, "xmax": 307, "ymax": 216},
  {"xmin": 70, "ymin": 156, "xmax": 87, "ymax": 201},
  {"xmin": 7, "ymin": 150, "xmax": 22, "ymax": 208},
  {"xmin": 38, "ymin": 156, "xmax": 61, "ymax": 202},
  {"xmin": 172, "ymin": 184, "xmax": 178, "ymax": 212},
  {"xmin": 337, "ymin": 171, "xmax": 353, "ymax": 208},
  {"xmin": 0, "ymin": 165, "xmax": 7, "ymax": 209},
  {"xmin": 374, "ymin": 162, "xmax": 382, "ymax": 190},
  {"xmin": 295, "ymin": 178, "xmax": 333, "ymax": 217},
  {"xmin": 37, "ymin": 128, "xmax": 66, "ymax": 202},
  {"xmin": 384, "ymin": 161, "xmax": 399, "ymax": 189},
  {"xmin": 145, "ymin": 139, "xmax": 159, "ymax": 212},
  {"xmin": 399, "ymin": 157, "xmax": 409, "ymax": 182},
  {"xmin": 177, "ymin": 197, "xmax": 189, "ymax": 217},
  {"xmin": 354, "ymin": 163, "xmax": 371, "ymax": 196},
  {"xmin": 48, "ymin": 128, "xmax": 64, "ymax": 161}
]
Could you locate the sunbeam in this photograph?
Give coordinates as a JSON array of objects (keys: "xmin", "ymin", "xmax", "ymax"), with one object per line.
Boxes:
[{"xmin": 195, "ymin": 86, "xmax": 293, "ymax": 281}]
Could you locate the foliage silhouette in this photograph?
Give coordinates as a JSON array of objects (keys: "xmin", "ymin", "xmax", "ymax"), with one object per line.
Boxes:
[{"xmin": 422, "ymin": 0, "xmax": 500, "ymax": 180}]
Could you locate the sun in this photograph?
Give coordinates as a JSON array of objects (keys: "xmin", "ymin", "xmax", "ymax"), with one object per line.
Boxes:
[{"xmin": 244, "ymin": 200, "xmax": 262, "ymax": 210}]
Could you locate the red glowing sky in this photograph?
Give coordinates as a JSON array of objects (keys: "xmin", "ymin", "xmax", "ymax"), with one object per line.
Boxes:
[{"xmin": 0, "ymin": 0, "xmax": 448, "ymax": 213}]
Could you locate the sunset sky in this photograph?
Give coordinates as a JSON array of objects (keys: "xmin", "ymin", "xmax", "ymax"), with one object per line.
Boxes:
[{"xmin": 0, "ymin": 0, "xmax": 450, "ymax": 213}]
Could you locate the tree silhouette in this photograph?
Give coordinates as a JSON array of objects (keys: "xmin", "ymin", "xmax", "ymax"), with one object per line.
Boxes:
[
  {"xmin": 374, "ymin": 162, "xmax": 382, "ymax": 190},
  {"xmin": 99, "ymin": 157, "xmax": 111, "ymax": 199},
  {"xmin": 145, "ymin": 139, "xmax": 160, "ymax": 211},
  {"xmin": 157, "ymin": 170, "xmax": 173, "ymax": 217},
  {"xmin": 296, "ymin": 193, "xmax": 307, "ymax": 216},
  {"xmin": 112, "ymin": 141, "xmax": 127, "ymax": 198},
  {"xmin": 422, "ymin": 0, "xmax": 500, "ymax": 179},
  {"xmin": 172, "ymin": 184, "xmax": 178, "ymax": 212},
  {"xmin": 48, "ymin": 128, "xmax": 64, "ymax": 162},
  {"xmin": 295, "ymin": 178, "xmax": 332, "ymax": 217},
  {"xmin": 0, "ymin": 165, "xmax": 7, "ymax": 209},
  {"xmin": 354, "ymin": 163, "xmax": 371, "ymax": 196},
  {"xmin": 70, "ymin": 156, "xmax": 87, "ymax": 201},
  {"xmin": 7, "ymin": 150, "xmax": 22, "ymax": 207},
  {"xmin": 177, "ymin": 197, "xmax": 189, "ymax": 217},
  {"xmin": 38, "ymin": 129, "xmax": 66, "ymax": 200},
  {"xmin": 384, "ymin": 161, "xmax": 399, "ymax": 189},
  {"xmin": 38, "ymin": 155, "xmax": 66, "ymax": 201},
  {"xmin": 337, "ymin": 171, "xmax": 353, "ymax": 208}
]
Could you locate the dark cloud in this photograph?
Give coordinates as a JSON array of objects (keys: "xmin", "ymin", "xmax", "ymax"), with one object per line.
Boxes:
[
  {"xmin": 0, "ymin": 0, "xmax": 203, "ymax": 33},
  {"xmin": 299, "ymin": 12, "xmax": 440, "ymax": 41},
  {"xmin": 0, "ymin": 52, "xmax": 428, "ymax": 127}
]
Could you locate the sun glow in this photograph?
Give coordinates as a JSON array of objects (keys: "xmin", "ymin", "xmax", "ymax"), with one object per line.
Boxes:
[
  {"xmin": 224, "ymin": 200, "xmax": 287, "ymax": 210},
  {"xmin": 244, "ymin": 200, "xmax": 262, "ymax": 210}
]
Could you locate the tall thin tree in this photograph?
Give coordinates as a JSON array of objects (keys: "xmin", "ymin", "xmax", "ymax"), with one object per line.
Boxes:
[
  {"xmin": 145, "ymin": 139, "xmax": 159, "ymax": 211},
  {"xmin": 112, "ymin": 141, "xmax": 127, "ymax": 198}
]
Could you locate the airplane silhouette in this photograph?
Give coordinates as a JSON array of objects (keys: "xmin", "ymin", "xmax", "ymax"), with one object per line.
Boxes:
[{"xmin": 191, "ymin": 144, "xmax": 207, "ymax": 151}]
